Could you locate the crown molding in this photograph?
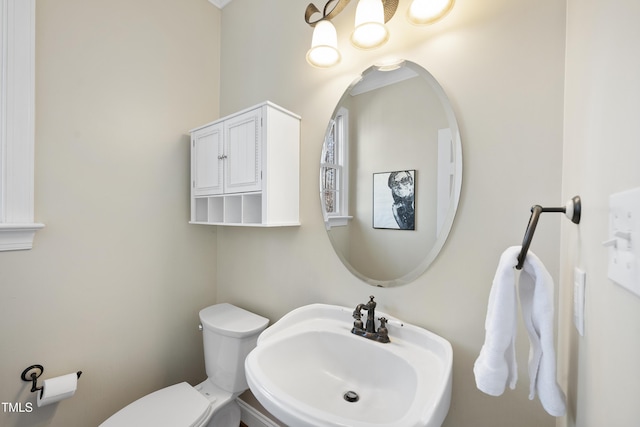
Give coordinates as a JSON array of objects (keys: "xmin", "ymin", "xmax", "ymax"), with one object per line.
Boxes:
[{"xmin": 208, "ymin": 0, "xmax": 233, "ymax": 8}]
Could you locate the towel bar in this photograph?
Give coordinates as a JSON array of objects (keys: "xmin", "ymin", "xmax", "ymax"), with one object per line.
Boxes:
[{"xmin": 516, "ymin": 196, "xmax": 581, "ymax": 270}]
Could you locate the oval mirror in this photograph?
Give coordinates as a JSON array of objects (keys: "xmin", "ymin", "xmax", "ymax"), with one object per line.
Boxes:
[{"xmin": 319, "ymin": 60, "xmax": 462, "ymax": 287}]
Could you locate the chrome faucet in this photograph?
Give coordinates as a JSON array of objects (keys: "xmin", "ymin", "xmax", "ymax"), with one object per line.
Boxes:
[{"xmin": 351, "ymin": 296, "xmax": 390, "ymax": 343}]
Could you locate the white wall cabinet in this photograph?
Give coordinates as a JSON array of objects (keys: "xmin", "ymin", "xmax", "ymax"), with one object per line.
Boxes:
[
  {"xmin": 0, "ymin": 0, "xmax": 45, "ymax": 250},
  {"xmin": 189, "ymin": 101, "xmax": 300, "ymax": 226}
]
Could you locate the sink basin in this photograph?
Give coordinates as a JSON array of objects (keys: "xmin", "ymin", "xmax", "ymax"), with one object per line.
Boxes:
[{"xmin": 245, "ymin": 303, "xmax": 453, "ymax": 427}]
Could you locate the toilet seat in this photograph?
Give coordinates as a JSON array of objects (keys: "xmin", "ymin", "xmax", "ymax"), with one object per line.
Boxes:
[{"xmin": 99, "ymin": 382, "xmax": 213, "ymax": 427}]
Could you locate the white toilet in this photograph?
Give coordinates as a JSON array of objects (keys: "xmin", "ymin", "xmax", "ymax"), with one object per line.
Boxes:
[{"xmin": 100, "ymin": 303, "xmax": 269, "ymax": 427}]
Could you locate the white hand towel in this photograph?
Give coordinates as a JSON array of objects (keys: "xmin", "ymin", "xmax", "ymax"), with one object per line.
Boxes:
[
  {"xmin": 473, "ymin": 246, "xmax": 521, "ymax": 396},
  {"xmin": 474, "ymin": 246, "xmax": 566, "ymax": 417},
  {"xmin": 518, "ymin": 250, "xmax": 567, "ymax": 417}
]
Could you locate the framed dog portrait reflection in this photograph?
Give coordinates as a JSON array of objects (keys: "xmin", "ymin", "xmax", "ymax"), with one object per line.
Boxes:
[{"xmin": 372, "ymin": 170, "xmax": 415, "ymax": 230}]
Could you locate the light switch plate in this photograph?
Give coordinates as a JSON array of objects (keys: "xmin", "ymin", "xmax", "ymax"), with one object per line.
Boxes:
[{"xmin": 607, "ymin": 188, "xmax": 640, "ymax": 297}]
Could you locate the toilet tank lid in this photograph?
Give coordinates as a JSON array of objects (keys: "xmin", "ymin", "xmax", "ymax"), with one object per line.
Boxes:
[{"xmin": 199, "ymin": 303, "xmax": 269, "ymax": 338}]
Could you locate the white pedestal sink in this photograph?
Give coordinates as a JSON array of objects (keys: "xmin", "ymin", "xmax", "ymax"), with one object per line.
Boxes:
[{"xmin": 245, "ymin": 303, "xmax": 452, "ymax": 427}]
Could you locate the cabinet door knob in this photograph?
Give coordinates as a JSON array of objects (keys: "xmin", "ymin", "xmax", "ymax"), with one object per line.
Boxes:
[{"xmin": 218, "ymin": 155, "xmax": 227, "ymax": 160}]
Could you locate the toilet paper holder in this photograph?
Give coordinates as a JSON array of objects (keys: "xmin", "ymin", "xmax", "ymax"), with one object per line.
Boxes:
[{"xmin": 21, "ymin": 364, "xmax": 82, "ymax": 396}]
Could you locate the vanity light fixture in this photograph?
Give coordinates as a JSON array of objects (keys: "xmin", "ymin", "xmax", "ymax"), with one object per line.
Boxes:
[
  {"xmin": 407, "ymin": 0, "xmax": 455, "ymax": 25},
  {"xmin": 305, "ymin": 0, "xmax": 454, "ymax": 68},
  {"xmin": 306, "ymin": 20, "xmax": 342, "ymax": 68},
  {"xmin": 350, "ymin": 0, "xmax": 390, "ymax": 50}
]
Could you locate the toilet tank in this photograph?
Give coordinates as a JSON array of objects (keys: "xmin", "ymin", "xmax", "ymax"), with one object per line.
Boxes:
[{"xmin": 199, "ymin": 303, "xmax": 269, "ymax": 394}]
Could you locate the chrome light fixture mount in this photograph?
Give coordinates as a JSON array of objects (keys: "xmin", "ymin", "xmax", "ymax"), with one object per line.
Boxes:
[{"xmin": 305, "ymin": 0, "xmax": 454, "ymax": 68}]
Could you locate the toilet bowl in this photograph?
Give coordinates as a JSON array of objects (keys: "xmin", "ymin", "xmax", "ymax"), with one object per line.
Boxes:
[{"xmin": 100, "ymin": 303, "xmax": 269, "ymax": 427}]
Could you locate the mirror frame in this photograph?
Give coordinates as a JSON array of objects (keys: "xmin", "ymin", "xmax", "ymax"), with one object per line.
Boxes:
[{"xmin": 320, "ymin": 60, "xmax": 463, "ymax": 287}]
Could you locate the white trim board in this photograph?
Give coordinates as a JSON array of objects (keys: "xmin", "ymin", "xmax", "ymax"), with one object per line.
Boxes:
[{"xmin": 237, "ymin": 397, "xmax": 282, "ymax": 427}]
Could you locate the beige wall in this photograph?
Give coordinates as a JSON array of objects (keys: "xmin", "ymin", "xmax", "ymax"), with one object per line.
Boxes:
[
  {"xmin": 560, "ymin": 0, "xmax": 640, "ymax": 426},
  {"xmin": 219, "ymin": 1, "xmax": 565, "ymax": 426},
  {"xmin": 0, "ymin": 1, "xmax": 220, "ymax": 426}
]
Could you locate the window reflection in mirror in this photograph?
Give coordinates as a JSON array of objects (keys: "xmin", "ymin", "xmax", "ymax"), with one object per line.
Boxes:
[{"xmin": 321, "ymin": 108, "xmax": 351, "ymax": 227}]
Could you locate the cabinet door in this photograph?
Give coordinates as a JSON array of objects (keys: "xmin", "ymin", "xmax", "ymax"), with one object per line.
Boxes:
[
  {"xmin": 224, "ymin": 109, "xmax": 262, "ymax": 194},
  {"xmin": 192, "ymin": 123, "xmax": 224, "ymax": 196}
]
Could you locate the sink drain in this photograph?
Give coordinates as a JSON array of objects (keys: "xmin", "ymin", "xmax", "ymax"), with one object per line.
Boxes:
[{"xmin": 343, "ymin": 391, "xmax": 359, "ymax": 403}]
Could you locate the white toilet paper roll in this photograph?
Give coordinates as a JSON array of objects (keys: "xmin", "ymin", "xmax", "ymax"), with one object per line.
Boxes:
[{"xmin": 36, "ymin": 373, "xmax": 78, "ymax": 407}]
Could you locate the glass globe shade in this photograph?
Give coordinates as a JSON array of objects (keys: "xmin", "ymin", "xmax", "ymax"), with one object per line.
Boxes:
[
  {"xmin": 407, "ymin": 0, "xmax": 455, "ymax": 25},
  {"xmin": 306, "ymin": 20, "xmax": 341, "ymax": 68},
  {"xmin": 351, "ymin": 0, "xmax": 389, "ymax": 50}
]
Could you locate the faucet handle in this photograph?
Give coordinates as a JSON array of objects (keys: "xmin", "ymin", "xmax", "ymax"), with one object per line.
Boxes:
[
  {"xmin": 353, "ymin": 318, "xmax": 364, "ymax": 330},
  {"xmin": 377, "ymin": 317, "xmax": 390, "ymax": 343},
  {"xmin": 378, "ymin": 317, "xmax": 388, "ymax": 333},
  {"xmin": 352, "ymin": 305, "xmax": 364, "ymax": 329},
  {"xmin": 352, "ymin": 304, "xmax": 363, "ymax": 319}
]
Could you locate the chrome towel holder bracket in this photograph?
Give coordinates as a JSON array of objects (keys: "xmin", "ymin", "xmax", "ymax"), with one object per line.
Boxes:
[{"xmin": 516, "ymin": 196, "xmax": 582, "ymax": 270}]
